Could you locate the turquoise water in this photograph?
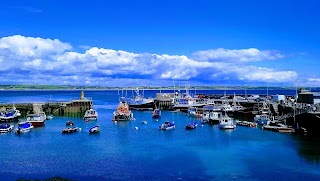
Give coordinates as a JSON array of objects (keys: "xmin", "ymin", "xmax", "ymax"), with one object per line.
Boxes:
[{"xmin": 0, "ymin": 90, "xmax": 320, "ymax": 180}]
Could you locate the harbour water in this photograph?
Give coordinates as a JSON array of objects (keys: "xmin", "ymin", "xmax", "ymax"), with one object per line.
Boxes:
[{"xmin": 0, "ymin": 90, "xmax": 320, "ymax": 180}]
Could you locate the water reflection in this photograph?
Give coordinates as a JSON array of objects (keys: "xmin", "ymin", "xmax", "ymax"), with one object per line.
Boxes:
[{"xmin": 293, "ymin": 135, "xmax": 320, "ymax": 164}]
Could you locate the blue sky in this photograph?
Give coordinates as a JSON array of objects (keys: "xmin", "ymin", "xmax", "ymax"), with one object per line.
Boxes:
[{"xmin": 0, "ymin": 0, "xmax": 320, "ymax": 87}]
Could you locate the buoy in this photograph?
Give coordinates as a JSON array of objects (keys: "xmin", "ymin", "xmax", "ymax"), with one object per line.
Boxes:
[
  {"xmin": 79, "ymin": 128, "xmax": 82, "ymax": 132},
  {"xmin": 156, "ymin": 119, "xmax": 159, "ymax": 122},
  {"xmin": 114, "ymin": 121, "xmax": 117, "ymax": 124},
  {"xmin": 85, "ymin": 119, "xmax": 88, "ymax": 122},
  {"xmin": 134, "ymin": 127, "xmax": 138, "ymax": 130},
  {"xmin": 201, "ymin": 125, "xmax": 204, "ymax": 127}
]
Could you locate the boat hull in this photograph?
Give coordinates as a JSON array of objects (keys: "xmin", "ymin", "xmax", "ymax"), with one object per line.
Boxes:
[
  {"xmin": 0, "ymin": 125, "xmax": 14, "ymax": 133},
  {"xmin": 29, "ymin": 121, "xmax": 45, "ymax": 127},
  {"xmin": 219, "ymin": 124, "xmax": 236, "ymax": 129}
]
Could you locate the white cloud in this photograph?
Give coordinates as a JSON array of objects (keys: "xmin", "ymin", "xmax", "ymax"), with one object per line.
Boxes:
[
  {"xmin": 0, "ymin": 35, "xmax": 71, "ymax": 57},
  {"xmin": 0, "ymin": 35, "xmax": 299, "ymax": 86},
  {"xmin": 192, "ymin": 48, "xmax": 284, "ymax": 62}
]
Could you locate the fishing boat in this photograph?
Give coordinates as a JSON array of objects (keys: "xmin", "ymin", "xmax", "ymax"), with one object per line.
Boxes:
[
  {"xmin": 15, "ymin": 122, "xmax": 33, "ymax": 134},
  {"xmin": 62, "ymin": 127, "xmax": 78, "ymax": 134},
  {"xmin": 219, "ymin": 115, "xmax": 236, "ymax": 129},
  {"xmin": 152, "ymin": 109, "xmax": 161, "ymax": 118},
  {"xmin": 159, "ymin": 121, "xmax": 175, "ymax": 130},
  {"xmin": 125, "ymin": 88, "xmax": 154, "ymax": 110},
  {"xmin": 89, "ymin": 125, "xmax": 100, "ymax": 134},
  {"xmin": 254, "ymin": 113, "xmax": 271, "ymax": 127},
  {"xmin": 0, "ymin": 107, "xmax": 21, "ymax": 122},
  {"xmin": 113, "ymin": 101, "xmax": 134, "ymax": 121},
  {"xmin": 185, "ymin": 121, "xmax": 198, "ymax": 130},
  {"xmin": 26, "ymin": 113, "xmax": 46, "ymax": 127},
  {"xmin": 188, "ymin": 107, "xmax": 202, "ymax": 118},
  {"xmin": 83, "ymin": 109, "xmax": 98, "ymax": 120},
  {"xmin": 0, "ymin": 124, "xmax": 14, "ymax": 133},
  {"xmin": 66, "ymin": 120, "xmax": 74, "ymax": 126}
]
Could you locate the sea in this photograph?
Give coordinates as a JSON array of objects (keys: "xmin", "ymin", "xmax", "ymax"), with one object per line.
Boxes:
[{"xmin": 0, "ymin": 90, "xmax": 320, "ymax": 181}]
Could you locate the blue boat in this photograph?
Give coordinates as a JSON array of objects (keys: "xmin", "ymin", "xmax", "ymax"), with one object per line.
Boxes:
[
  {"xmin": 152, "ymin": 109, "xmax": 161, "ymax": 118},
  {"xmin": 185, "ymin": 121, "xmax": 198, "ymax": 130},
  {"xmin": 15, "ymin": 122, "xmax": 33, "ymax": 134},
  {"xmin": 159, "ymin": 121, "xmax": 175, "ymax": 130},
  {"xmin": 0, "ymin": 124, "xmax": 14, "ymax": 133},
  {"xmin": 89, "ymin": 125, "xmax": 100, "ymax": 134}
]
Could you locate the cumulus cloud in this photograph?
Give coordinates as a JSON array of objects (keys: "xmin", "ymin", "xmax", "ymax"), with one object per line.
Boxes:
[
  {"xmin": 0, "ymin": 35, "xmax": 298, "ymax": 86},
  {"xmin": 192, "ymin": 48, "xmax": 284, "ymax": 62}
]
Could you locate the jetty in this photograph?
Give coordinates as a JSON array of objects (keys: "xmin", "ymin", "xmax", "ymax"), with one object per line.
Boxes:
[{"xmin": 0, "ymin": 91, "xmax": 92, "ymax": 118}]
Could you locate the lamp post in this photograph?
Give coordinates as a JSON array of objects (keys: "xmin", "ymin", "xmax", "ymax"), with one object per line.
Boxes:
[
  {"xmin": 267, "ymin": 84, "xmax": 269, "ymax": 99},
  {"xmin": 309, "ymin": 82, "xmax": 311, "ymax": 92},
  {"xmin": 295, "ymin": 80, "xmax": 298, "ymax": 101},
  {"xmin": 244, "ymin": 84, "xmax": 247, "ymax": 99}
]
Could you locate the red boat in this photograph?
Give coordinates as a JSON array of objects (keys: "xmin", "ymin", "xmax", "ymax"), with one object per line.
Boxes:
[{"xmin": 26, "ymin": 113, "xmax": 46, "ymax": 127}]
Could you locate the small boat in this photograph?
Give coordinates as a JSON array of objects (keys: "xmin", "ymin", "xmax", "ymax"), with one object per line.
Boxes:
[
  {"xmin": 185, "ymin": 122, "xmax": 198, "ymax": 130},
  {"xmin": 0, "ymin": 124, "xmax": 14, "ymax": 133},
  {"xmin": 83, "ymin": 109, "xmax": 98, "ymax": 120},
  {"xmin": 201, "ymin": 118, "xmax": 209, "ymax": 124},
  {"xmin": 170, "ymin": 109, "xmax": 180, "ymax": 113},
  {"xmin": 0, "ymin": 106, "xmax": 21, "ymax": 122},
  {"xmin": 89, "ymin": 125, "xmax": 100, "ymax": 134},
  {"xmin": 219, "ymin": 116, "xmax": 236, "ymax": 129},
  {"xmin": 15, "ymin": 122, "xmax": 33, "ymax": 134},
  {"xmin": 26, "ymin": 113, "xmax": 46, "ymax": 127},
  {"xmin": 152, "ymin": 109, "xmax": 161, "ymax": 118},
  {"xmin": 66, "ymin": 120, "xmax": 74, "ymax": 126},
  {"xmin": 159, "ymin": 121, "xmax": 175, "ymax": 130},
  {"xmin": 62, "ymin": 127, "xmax": 78, "ymax": 134},
  {"xmin": 188, "ymin": 107, "xmax": 202, "ymax": 118},
  {"xmin": 254, "ymin": 114, "xmax": 271, "ymax": 127},
  {"xmin": 141, "ymin": 121, "xmax": 148, "ymax": 124},
  {"xmin": 46, "ymin": 115, "xmax": 54, "ymax": 120}
]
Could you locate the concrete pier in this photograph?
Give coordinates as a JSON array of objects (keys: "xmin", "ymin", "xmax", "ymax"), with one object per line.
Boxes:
[{"xmin": 0, "ymin": 91, "xmax": 93, "ymax": 118}]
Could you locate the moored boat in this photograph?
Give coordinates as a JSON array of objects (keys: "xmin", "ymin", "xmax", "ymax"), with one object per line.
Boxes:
[
  {"xmin": 152, "ymin": 109, "xmax": 161, "ymax": 118},
  {"xmin": 219, "ymin": 116, "xmax": 236, "ymax": 129},
  {"xmin": 254, "ymin": 114, "xmax": 271, "ymax": 127},
  {"xmin": 15, "ymin": 122, "xmax": 33, "ymax": 134},
  {"xmin": 0, "ymin": 107, "xmax": 21, "ymax": 122},
  {"xmin": 0, "ymin": 124, "xmax": 14, "ymax": 133},
  {"xmin": 113, "ymin": 101, "xmax": 134, "ymax": 121},
  {"xmin": 185, "ymin": 121, "xmax": 198, "ymax": 130},
  {"xmin": 159, "ymin": 121, "xmax": 175, "ymax": 130},
  {"xmin": 66, "ymin": 120, "xmax": 74, "ymax": 126},
  {"xmin": 125, "ymin": 88, "xmax": 154, "ymax": 110},
  {"xmin": 62, "ymin": 127, "xmax": 78, "ymax": 134},
  {"xmin": 83, "ymin": 109, "xmax": 98, "ymax": 120},
  {"xmin": 26, "ymin": 113, "xmax": 46, "ymax": 127},
  {"xmin": 89, "ymin": 125, "xmax": 100, "ymax": 134},
  {"xmin": 46, "ymin": 115, "xmax": 54, "ymax": 120}
]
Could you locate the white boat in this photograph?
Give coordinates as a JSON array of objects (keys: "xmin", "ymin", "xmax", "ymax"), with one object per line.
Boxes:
[
  {"xmin": 46, "ymin": 115, "xmax": 54, "ymax": 120},
  {"xmin": 83, "ymin": 109, "xmax": 98, "ymax": 120},
  {"xmin": 0, "ymin": 124, "xmax": 14, "ymax": 133},
  {"xmin": 0, "ymin": 107, "xmax": 21, "ymax": 122},
  {"xmin": 219, "ymin": 116, "xmax": 236, "ymax": 129},
  {"xmin": 15, "ymin": 122, "xmax": 33, "ymax": 134},
  {"xmin": 26, "ymin": 113, "xmax": 46, "ymax": 127},
  {"xmin": 89, "ymin": 125, "xmax": 100, "ymax": 134},
  {"xmin": 159, "ymin": 121, "xmax": 175, "ymax": 130},
  {"xmin": 188, "ymin": 107, "xmax": 202, "ymax": 118}
]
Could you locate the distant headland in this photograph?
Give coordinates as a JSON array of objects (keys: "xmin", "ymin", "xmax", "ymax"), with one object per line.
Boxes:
[{"xmin": 0, "ymin": 84, "xmax": 311, "ymax": 91}]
